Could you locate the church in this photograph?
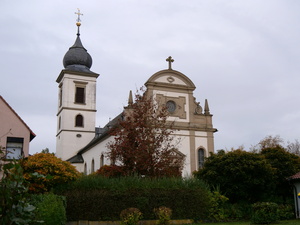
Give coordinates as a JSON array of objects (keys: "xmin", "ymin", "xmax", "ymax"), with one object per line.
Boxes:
[{"xmin": 55, "ymin": 14, "xmax": 217, "ymax": 176}]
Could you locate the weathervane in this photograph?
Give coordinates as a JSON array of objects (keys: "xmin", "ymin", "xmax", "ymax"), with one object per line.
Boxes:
[{"xmin": 166, "ymin": 56, "xmax": 174, "ymax": 70}]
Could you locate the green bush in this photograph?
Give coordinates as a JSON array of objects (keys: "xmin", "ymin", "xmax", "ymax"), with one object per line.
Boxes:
[
  {"xmin": 251, "ymin": 202, "xmax": 279, "ymax": 224},
  {"xmin": 55, "ymin": 176, "xmax": 212, "ymax": 221},
  {"xmin": 223, "ymin": 202, "xmax": 252, "ymax": 221},
  {"xmin": 30, "ymin": 193, "xmax": 66, "ymax": 225},
  {"xmin": 208, "ymin": 191, "xmax": 229, "ymax": 222},
  {"xmin": 0, "ymin": 156, "xmax": 36, "ymax": 225},
  {"xmin": 277, "ymin": 204, "xmax": 294, "ymax": 220}
]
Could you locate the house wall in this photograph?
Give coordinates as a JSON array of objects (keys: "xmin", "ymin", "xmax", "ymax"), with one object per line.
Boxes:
[
  {"xmin": 293, "ymin": 182, "xmax": 300, "ymax": 218},
  {"xmin": 0, "ymin": 98, "xmax": 32, "ymax": 158}
]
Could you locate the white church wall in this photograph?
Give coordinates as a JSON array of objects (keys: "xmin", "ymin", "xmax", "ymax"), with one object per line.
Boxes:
[
  {"xmin": 56, "ymin": 131, "xmax": 95, "ymax": 160},
  {"xmin": 170, "ymin": 129, "xmax": 191, "ymax": 176},
  {"xmin": 81, "ymin": 136, "xmax": 114, "ymax": 174},
  {"xmin": 59, "ymin": 110, "xmax": 96, "ymax": 132},
  {"xmin": 73, "ymin": 163, "xmax": 84, "ymax": 173}
]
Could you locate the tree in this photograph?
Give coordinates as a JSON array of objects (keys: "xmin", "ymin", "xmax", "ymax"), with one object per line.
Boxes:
[
  {"xmin": 257, "ymin": 135, "xmax": 284, "ymax": 150},
  {"xmin": 20, "ymin": 153, "xmax": 80, "ymax": 193},
  {"xmin": 261, "ymin": 146, "xmax": 300, "ymax": 202},
  {"xmin": 106, "ymin": 89, "xmax": 185, "ymax": 177},
  {"xmin": 41, "ymin": 147, "xmax": 50, "ymax": 154},
  {"xmin": 286, "ymin": 139, "xmax": 300, "ymax": 156},
  {"xmin": 194, "ymin": 149, "xmax": 275, "ymax": 203}
]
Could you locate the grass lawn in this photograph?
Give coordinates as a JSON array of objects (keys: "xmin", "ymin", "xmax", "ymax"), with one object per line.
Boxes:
[{"xmin": 193, "ymin": 220, "xmax": 300, "ymax": 225}]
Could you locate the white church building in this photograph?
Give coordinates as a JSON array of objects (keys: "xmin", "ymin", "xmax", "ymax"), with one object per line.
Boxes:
[{"xmin": 55, "ymin": 18, "xmax": 217, "ymax": 176}]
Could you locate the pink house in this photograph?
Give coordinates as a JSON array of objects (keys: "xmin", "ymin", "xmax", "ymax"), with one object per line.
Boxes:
[{"xmin": 0, "ymin": 96, "xmax": 35, "ymax": 159}]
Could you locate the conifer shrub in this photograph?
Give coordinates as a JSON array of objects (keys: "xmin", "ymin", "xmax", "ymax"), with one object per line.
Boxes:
[
  {"xmin": 30, "ymin": 193, "xmax": 66, "ymax": 225},
  {"xmin": 251, "ymin": 202, "xmax": 279, "ymax": 224}
]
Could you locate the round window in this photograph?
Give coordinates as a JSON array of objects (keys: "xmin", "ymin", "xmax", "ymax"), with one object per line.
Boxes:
[{"xmin": 166, "ymin": 100, "xmax": 176, "ymax": 113}]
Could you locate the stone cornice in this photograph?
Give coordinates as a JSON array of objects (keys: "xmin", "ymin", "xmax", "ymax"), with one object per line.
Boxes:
[{"xmin": 57, "ymin": 107, "xmax": 97, "ymax": 116}]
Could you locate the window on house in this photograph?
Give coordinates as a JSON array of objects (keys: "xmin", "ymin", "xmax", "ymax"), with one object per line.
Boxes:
[
  {"xmin": 198, "ymin": 148, "xmax": 205, "ymax": 169},
  {"xmin": 6, "ymin": 137, "xmax": 24, "ymax": 159},
  {"xmin": 75, "ymin": 87, "xmax": 85, "ymax": 104},
  {"xmin": 75, "ymin": 115, "xmax": 84, "ymax": 127}
]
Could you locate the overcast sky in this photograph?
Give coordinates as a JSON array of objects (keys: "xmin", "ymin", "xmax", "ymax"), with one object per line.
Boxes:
[{"xmin": 1, "ymin": 1, "xmax": 300, "ymax": 154}]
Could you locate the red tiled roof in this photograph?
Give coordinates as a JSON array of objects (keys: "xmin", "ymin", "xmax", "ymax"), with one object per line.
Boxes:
[{"xmin": 289, "ymin": 172, "xmax": 300, "ymax": 180}]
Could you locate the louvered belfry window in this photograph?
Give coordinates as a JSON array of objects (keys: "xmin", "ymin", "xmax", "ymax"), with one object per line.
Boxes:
[{"xmin": 75, "ymin": 87, "xmax": 85, "ymax": 103}]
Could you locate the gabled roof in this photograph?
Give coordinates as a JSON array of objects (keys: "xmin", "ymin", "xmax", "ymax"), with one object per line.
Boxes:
[
  {"xmin": 289, "ymin": 171, "xmax": 300, "ymax": 181},
  {"xmin": 0, "ymin": 95, "xmax": 36, "ymax": 141},
  {"xmin": 145, "ymin": 69, "xmax": 196, "ymax": 91}
]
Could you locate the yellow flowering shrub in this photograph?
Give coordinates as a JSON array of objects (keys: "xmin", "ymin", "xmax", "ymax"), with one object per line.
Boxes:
[
  {"xmin": 120, "ymin": 208, "xmax": 142, "ymax": 225},
  {"xmin": 154, "ymin": 206, "xmax": 172, "ymax": 225},
  {"xmin": 21, "ymin": 153, "xmax": 80, "ymax": 193}
]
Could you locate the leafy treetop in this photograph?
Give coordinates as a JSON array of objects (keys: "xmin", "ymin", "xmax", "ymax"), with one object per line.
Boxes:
[{"xmin": 106, "ymin": 89, "xmax": 185, "ymax": 177}]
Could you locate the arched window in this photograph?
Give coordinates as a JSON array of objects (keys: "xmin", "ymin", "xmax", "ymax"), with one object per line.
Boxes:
[
  {"xmin": 75, "ymin": 114, "xmax": 84, "ymax": 127},
  {"xmin": 58, "ymin": 116, "xmax": 61, "ymax": 130},
  {"xmin": 100, "ymin": 154, "xmax": 104, "ymax": 167},
  {"xmin": 91, "ymin": 159, "xmax": 95, "ymax": 173},
  {"xmin": 198, "ymin": 148, "xmax": 205, "ymax": 169},
  {"xmin": 84, "ymin": 163, "xmax": 87, "ymax": 175}
]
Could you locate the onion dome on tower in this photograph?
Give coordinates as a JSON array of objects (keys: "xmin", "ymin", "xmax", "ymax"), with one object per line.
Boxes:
[{"xmin": 62, "ymin": 9, "xmax": 94, "ymax": 73}]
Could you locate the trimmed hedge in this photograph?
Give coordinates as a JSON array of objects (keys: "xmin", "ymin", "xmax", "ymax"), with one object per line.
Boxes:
[{"xmin": 56, "ymin": 176, "xmax": 212, "ymax": 221}]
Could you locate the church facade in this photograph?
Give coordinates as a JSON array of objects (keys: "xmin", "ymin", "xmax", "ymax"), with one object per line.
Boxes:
[{"xmin": 55, "ymin": 20, "xmax": 217, "ymax": 176}]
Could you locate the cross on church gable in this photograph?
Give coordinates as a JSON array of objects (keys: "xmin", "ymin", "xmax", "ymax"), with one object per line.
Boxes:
[{"xmin": 166, "ymin": 56, "xmax": 174, "ymax": 70}]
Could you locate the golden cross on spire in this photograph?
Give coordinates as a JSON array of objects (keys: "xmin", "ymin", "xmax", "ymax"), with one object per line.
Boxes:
[
  {"xmin": 75, "ymin": 8, "xmax": 83, "ymax": 26},
  {"xmin": 166, "ymin": 56, "xmax": 174, "ymax": 70}
]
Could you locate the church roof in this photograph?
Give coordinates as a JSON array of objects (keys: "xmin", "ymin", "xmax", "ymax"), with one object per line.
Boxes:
[
  {"xmin": 63, "ymin": 35, "xmax": 92, "ymax": 70},
  {"xmin": 62, "ymin": 18, "xmax": 94, "ymax": 74},
  {"xmin": 145, "ymin": 69, "xmax": 196, "ymax": 91}
]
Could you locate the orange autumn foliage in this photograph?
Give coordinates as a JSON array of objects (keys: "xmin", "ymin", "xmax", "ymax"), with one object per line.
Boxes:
[{"xmin": 21, "ymin": 153, "xmax": 80, "ymax": 193}]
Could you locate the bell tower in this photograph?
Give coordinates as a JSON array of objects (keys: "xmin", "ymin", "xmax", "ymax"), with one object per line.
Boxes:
[{"xmin": 56, "ymin": 10, "xmax": 99, "ymax": 160}]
